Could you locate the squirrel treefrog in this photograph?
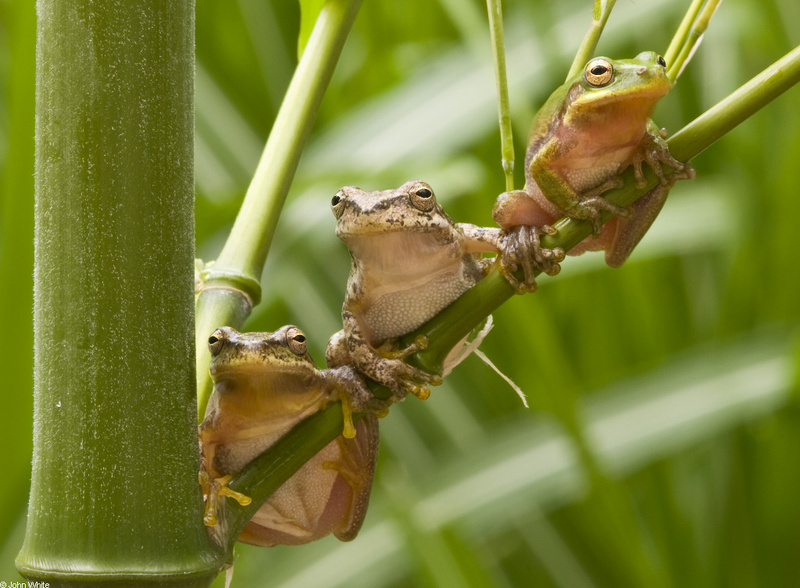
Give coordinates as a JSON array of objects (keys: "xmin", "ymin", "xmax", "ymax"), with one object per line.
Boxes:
[
  {"xmin": 492, "ymin": 52, "xmax": 694, "ymax": 267},
  {"xmin": 199, "ymin": 326, "xmax": 381, "ymax": 546},
  {"xmin": 326, "ymin": 180, "xmax": 534, "ymax": 400}
]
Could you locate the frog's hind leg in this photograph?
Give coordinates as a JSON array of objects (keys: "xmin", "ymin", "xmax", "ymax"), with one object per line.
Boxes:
[
  {"xmin": 498, "ymin": 224, "xmax": 565, "ymax": 294},
  {"xmin": 605, "ymin": 184, "xmax": 670, "ymax": 268},
  {"xmin": 324, "ymin": 414, "xmax": 379, "ymax": 542}
]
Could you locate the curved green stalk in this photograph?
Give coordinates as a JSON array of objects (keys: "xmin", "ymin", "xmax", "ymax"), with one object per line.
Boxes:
[
  {"xmin": 195, "ymin": 0, "xmax": 362, "ymax": 420},
  {"xmin": 486, "ymin": 0, "xmax": 515, "ymax": 191},
  {"xmin": 216, "ymin": 44, "xmax": 800, "ymax": 546},
  {"xmin": 566, "ymin": 0, "xmax": 617, "ymax": 80}
]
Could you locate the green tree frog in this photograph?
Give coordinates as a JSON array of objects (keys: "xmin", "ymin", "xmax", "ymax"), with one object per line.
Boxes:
[
  {"xmin": 492, "ymin": 51, "xmax": 694, "ymax": 267},
  {"xmin": 199, "ymin": 326, "xmax": 381, "ymax": 547},
  {"xmin": 326, "ymin": 180, "xmax": 538, "ymax": 400}
]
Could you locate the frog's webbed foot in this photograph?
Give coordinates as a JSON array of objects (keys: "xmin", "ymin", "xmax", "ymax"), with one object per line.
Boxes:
[
  {"xmin": 499, "ymin": 225, "xmax": 565, "ymax": 294},
  {"xmin": 633, "ymin": 127, "xmax": 695, "ymax": 188},
  {"xmin": 200, "ymin": 471, "xmax": 252, "ymax": 527},
  {"xmin": 575, "ymin": 177, "xmax": 629, "ymax": 234},
  {"xmin": 375, "ymin": 336, "xmax": 442, "ymax": 401},
  {"xmin": 325, "ymin": 365, "xmax": 391, "ymax": 439}
]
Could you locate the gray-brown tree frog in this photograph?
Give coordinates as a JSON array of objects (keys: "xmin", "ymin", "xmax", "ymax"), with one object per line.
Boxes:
[
  {"xmin": 325, "ymin": 180, "xmax": 554, "ymax": 400},
  {"xmin": 199, "ymin": 326, "xmax": 380, "ymax": 546}
]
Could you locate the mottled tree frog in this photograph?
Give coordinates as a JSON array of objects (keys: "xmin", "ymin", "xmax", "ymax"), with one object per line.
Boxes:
[
  {"xmin": 199, "ymin": 326, "xmax": 380, "ymax": 546},
  {"xmin": 326, "ymin": 180, "xmax": 536, "ymax": 400}
]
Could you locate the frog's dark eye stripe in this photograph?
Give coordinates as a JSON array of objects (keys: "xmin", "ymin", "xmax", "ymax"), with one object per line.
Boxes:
[{"xmin": 584, "ymin": 58, "xmax": 613, "ymax": 87}]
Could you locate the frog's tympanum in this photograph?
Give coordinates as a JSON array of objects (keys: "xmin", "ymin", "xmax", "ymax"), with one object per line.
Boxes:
[
  {"xmin": 326, "ymin": 180, "xmax": 530, "ymax": 399},
  {"xmin": 493, "ymin": 52, "xmax": 695, "ymax": 268},
  {"xmin": 199, "ymin": 326, "xmax": 380, "ymax": 547}
]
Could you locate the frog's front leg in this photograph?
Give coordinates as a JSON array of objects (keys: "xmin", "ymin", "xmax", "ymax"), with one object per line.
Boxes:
[
  {"xmin": 342, "ymin": 309, "xmax": 441, "ymax": 402},
  {"xmin": 457, "ymin": 223, "xmax": 504, "ymax": 255},
  {"xmin": 606, "ymin": 125, "xmax": 696, "ymax": 267},
  {"xmin": 324, "ymin": 365, "xmax": 391, "ymax": 439},
  {"xmin": 632, "ymin": 123, "xmax": 695, "ymax": 188}
]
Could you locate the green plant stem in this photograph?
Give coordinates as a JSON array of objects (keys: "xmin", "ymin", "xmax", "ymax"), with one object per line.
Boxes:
[
  {"xmin": 215, "ymin": 44, "xmax": 800, "ymax": 545},
  {"xmin": 486, "ymin": 0, "xmax": 515, "ymax": 191},
  {"xmin": 664, "ymin": 0, "xmax": 705, "ymax": 70},
  {"xmin": 195, "ymin": 0, "xmax": 362, "ymax": 420},
  {"xmin": 566, "ymin": 0, "xmax": 617, "ymax": 80},
  {"xmin": 17, "ymin": 1, "xmax": 223, "ymax": 585},
  {"xmin": 666, "ymin": 0, "xmax": 722, "ymax": 82}
]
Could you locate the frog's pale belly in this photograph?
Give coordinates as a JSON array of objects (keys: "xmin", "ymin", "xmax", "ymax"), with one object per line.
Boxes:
[
  {"xmin": 243, "ymin": 439, "xmax": 341, "ymax": 544},
  {"xmin": 364, "ymin": 265, "xmax": 478, "ymax": 342}
]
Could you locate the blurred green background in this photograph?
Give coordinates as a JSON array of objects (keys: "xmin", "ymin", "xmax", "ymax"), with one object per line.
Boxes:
[{"xmin": 2, "ymin": 0, "xmax": 800, "ymax": 586}]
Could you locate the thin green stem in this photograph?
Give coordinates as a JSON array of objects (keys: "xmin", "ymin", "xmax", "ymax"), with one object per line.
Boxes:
[
  {"xmin": 664, "ymin": 0, "xmax": 705, "ymax": 69},
  {"xmin": 195, "ymin": 0, "xmax": 362, "ymax": 420},
  {"xmin": 566, "ymin": 0, "xmax": 617, "ymax": 80},
  {"xmin": 667, "ymin": 0, "xmax": 723, "ymax": 82},
  {"xmin": 215, "ymin": 45, "xmax": 800, "ymax": 548},
  {"xmin": 486, "ymin": 0, "xmax": 515, "ymax": 191}
]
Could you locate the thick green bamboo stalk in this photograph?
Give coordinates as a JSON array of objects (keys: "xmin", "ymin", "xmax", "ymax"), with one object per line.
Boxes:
[
  {"xmin": 195, "ymin": 0, "xmax": 363, "ymax": 420},
  {"xmin": 17, "ymin": 1, "xmax": 223, "ymax": 585},
  {"xmin": 0, "ymin": 0, "xmax": 35, "ymax": 534}
]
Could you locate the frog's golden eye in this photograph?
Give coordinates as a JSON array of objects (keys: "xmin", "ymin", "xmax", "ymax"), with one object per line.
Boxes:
[
  {"xmin": 584, "ymin": 58, "xmax": 613, "ymax": 86},
  {"xmin": 657, "ymin": 55, "xmax": 666, "ymax": 68},
  {"xmin": 331, "ymin": 190, "xmax": 346, "ymax": 219},
  {"xmin": 409, "ymin": 183, "xmax": 436, "ymax": 212},
  {"xmin": 208, "ymin": 328, "xmax": 227, "ymax": 356},
  {"xmin": 285, "ymin": 327, "xmax": 308, "ymax": 356}
]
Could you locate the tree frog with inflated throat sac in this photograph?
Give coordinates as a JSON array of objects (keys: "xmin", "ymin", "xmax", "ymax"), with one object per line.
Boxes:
[
  {"xmin": 199, "ymin": 326, "xmax": 383, "ymax": 547},
  {"xmin": 493, "ymin": 51, "xmax": 695, "ymax": 268},
  {"xmin": 326, "ymin": 180, "xmax": 543, "ymax": 401}
]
